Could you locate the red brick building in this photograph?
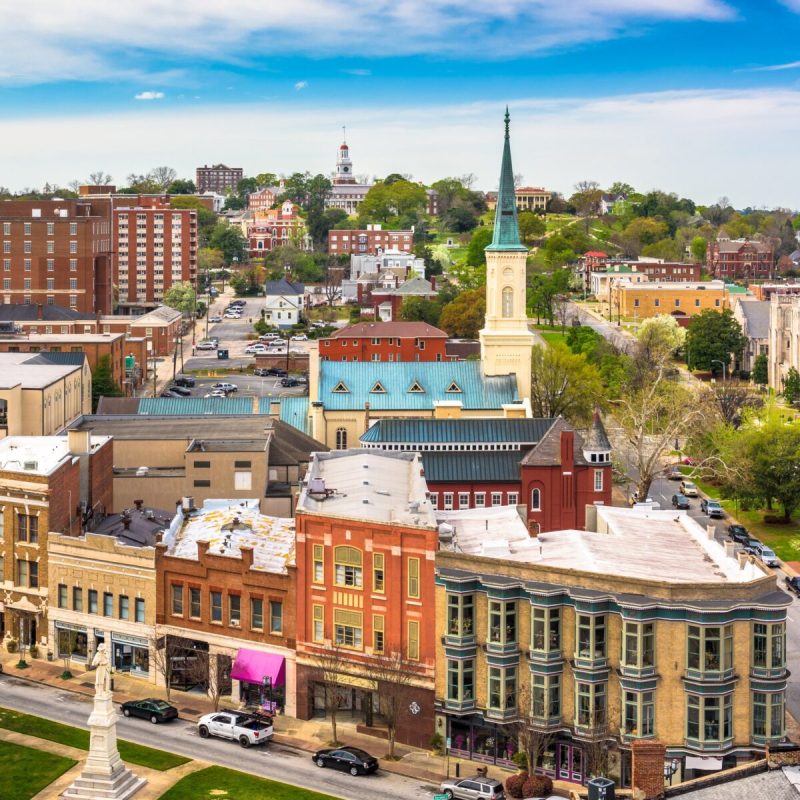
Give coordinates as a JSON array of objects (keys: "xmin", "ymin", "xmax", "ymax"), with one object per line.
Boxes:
[
  {"xmin": 294, "ymin": 450, "xmax": 438, "ymax": 748},
  {"xmin": 370, "ymin": 277, "xmax": 438, "ymax": 322},
  {"xmin": 196, "ymin": 164, "xmax": 243, "ymax": 194},
  {"xmin": 248, "ymin": 187, "xmax": 279, "ymax": 211},
  {"xmin": 319, "ymin": 321, "xmax": 449, "ymax": 362},
  {"xmin": 328, "ymin": 225, "xmax": 414, "ymax": 256},
  {"xmin": 707, "ymin": 238, "xmax": 775, "ymax": 280},
  {"xmin": 629, "ymin": 261, "xmax": 701, "ymax": 282},
  {"xmin": 246, "ymin": 201, "xmax": 308, "ymax": 256},
  {"xmin": 0, "ymin": 199, "xmax": 114, "ymax": 314}
]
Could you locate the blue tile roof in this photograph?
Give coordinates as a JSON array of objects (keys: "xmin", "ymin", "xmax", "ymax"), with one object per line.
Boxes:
[
  {"xmin": 138, "ymin": 397, "xmax": 257, "ymax": 415},
  {"xmin": 279, "ymin": 396, "xmax": 311, "ymax": 434},
  {"xmin": 422, "ymin": 451, "xmax": 521, "ymax": 482},
  {"xmin": 360, "ymin": 417, "xmax": 553, "ymax": 445},
  {"xmin": 319, "ymin": 361, "xmax": 518, "ymax": 411}
]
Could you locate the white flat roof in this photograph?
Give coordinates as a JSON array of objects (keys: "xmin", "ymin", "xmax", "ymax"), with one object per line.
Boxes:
[
  {"xmin": 166, "ymin": 499, "xmax": 295, "ymax": 573},
  {"xmin": 0, "ymin": 435, "xmax": 110, "ymax": 476},
  {"xmin": 445, "ymin": 504, "xmax": 763, "ymax": 584},
  {"xmin": 0, "ymin": 333, "xmax": 124, "ymax": 343},
  {"xmin": 0, "ymin": 356, "xmax": 82, "ymax": 389},
  {"xmin": 298, "ymin": 450, "xmax": 437, "ymax": 528}
]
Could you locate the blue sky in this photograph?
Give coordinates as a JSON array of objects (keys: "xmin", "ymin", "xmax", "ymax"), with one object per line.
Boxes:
[{"xmin": 2, "ymin": 0, "xmax": 800, "ymax": 206}]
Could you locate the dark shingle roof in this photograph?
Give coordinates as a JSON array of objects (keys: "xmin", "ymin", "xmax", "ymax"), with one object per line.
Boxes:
[
  {"xmin": 31, "ymin": 352, "xmax": 88, "ymax": 366},
  {"xmin": 672, "ymin": 766, "xmax": 798, "ymax": 799},
  {"xmin": 0, "ymin": 304, "xmax": 94, "ymax": 321},
  {"xmin": 583, "ymin": 413, "xmax": 611, "ymax": 452},
  {"xmin": 521, "ymin": 418, "xmax": 592, "ymax": 466},
  {"xmin": 737, "ymin": 300, "xmax": 770, "ymax": 340},
  {"xmin": 422, "ymin": 451, "xmax": 521, "ymax": 482},
  {"xmin": 266, "ymin": 277, "xmax": 304, "ymax": 296},
  {"xmin": 360, "ymin": 417, "xmax": 554, "ymax": 445}
]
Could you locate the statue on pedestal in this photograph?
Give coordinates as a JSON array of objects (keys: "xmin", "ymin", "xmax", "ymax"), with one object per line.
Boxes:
[{"xmin": 91, "ymin": 643, "xmax": 110, "ymax": 695}]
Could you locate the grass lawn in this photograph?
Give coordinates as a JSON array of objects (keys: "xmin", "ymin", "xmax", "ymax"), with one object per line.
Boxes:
[
  {"xmin": 0, "ymin": 707, "xmax": 189, "ymax": 771},
  {"xmin": 538, "ymin": 331, "xmax": 569, "ymax": 347},
  {"xmin": 158, "ymin": 765, "xmax": 339, "ymax": 800},
  {"xmin": 677, "ymin": 468, "xmax": 800, "ymax": 562},
  {"xmin": 0, "ymin": 739, "xmax": 77, "ymax": 800}
]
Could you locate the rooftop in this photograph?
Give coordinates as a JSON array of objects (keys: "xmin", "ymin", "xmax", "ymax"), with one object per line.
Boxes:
[
  {"xmin": 0, "ymin": 352, "xmax": 85, "ymax": 389},
  {"xmin": 423, "ymin": 451, "xmax": 522, "ymax": 482},
  {"xmin": 0, "ymin": 434, "xmax": 109, "ymax": 476},
  {"xmin": 361, "ymin": 417, "xmax": 553, "ymax": 446},
  {"xmin": 163, "ymin": 499, "xmax": 295, "ymax": 573},
  {"xmin": 328, "ymin": 321, "xmax": 447, "ymax": 339},
  {"xmin": 297, "ymin": 450, "xmax": 437, "ymax": 528},
  {"xmin": 437, "ymin": 506, "xmax": 530, "ymax": 555},
  {"xmin": 735, "ymin": 298, "xmax": 770, "ymax": 339},
  {"xmin": 265, "ymin": 277, "xmax": 304, "ymax": 296},
  {"xmin": 89, "ymin": 506, "xmax": 174, "ymax": 548},
  {"xmin": 0, "ymin": 304, "xmax": 94, "ymax": 322},
  {"xmin": 444, "ymin": 504, "xmax": 768, "ymax": 584},
  {"xmin": 0, "ymin": 332, "xmax": 124, "ymax": 343},
  {"xmin": 620, "ymin": 281, "xmax": 726, "ymax": 292}
]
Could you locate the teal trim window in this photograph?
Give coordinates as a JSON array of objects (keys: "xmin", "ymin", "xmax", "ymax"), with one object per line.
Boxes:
[
  {"xmin": 622, "ymin": 690, "xmax": 655, "ymax": 737},
  {"xmin": 622, "ymin": 622, "xmax": 654, "ymax": 671},
  {"xmin": 488, "ymin": 600, "xmax": 517, "ymax": 646},
  {"xmin": 531, "ymin": 607, "xmax": 560, "ymax": 655},
  {"xmin": 447, "ymin": 593, "xmax": 474, "ymax": 637},
  {"xmin": 687, "ymin": 694, "xmax": 732, "ymax": 744},
  {"xmin": 488, "ymin": 665, "xmax": 517, "ymax": 712},
  {"xmin": 532, "ymin": 673, "xmax": 561, "ymax": 722},
  {"xmin": 753, "ymin": 622, "xmax": 785, "ymax": 672},
  {"xmin": 576, "ymin": 681, "xmax": 606, "ymax": 728},
  {"xmin": 447, "ymin": 658, "xmax": 475, "ymax": 704},
  {"xmin": 752, "ymin": 691, "xmax": 784, "ymax": 740},
  {"xmin": 576, "ymin": 614, "xmax": 606, "ymax": 660},
  {"xmin": 687, "ymin": 625, "xmax": 733, "ymax": 675}
]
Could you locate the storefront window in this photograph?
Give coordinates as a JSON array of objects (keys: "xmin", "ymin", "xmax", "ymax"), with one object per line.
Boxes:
[
  {"xmin": 531, "ymin": 607, "xmax": 560, "ymax": 654},
  {"xmin": 488, "ymin": 600, "xmax": 516, "ymax": 646},
  {"xmin": 687, "ymin": 625, "xmax": 733, "ymax": 674},
  {"xmin": 57, "ymin": 627, "xmax": 87, "ymax": 660},
  {"xmin": 576, "ymin": 615, "xmax": 606, "ymax": 660},
  {"xmin": 447, "ymin": 593, "xmax": 474, "ymax": 637}
]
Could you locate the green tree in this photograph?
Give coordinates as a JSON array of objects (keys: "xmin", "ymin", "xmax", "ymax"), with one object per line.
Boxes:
[
  {"xmin": 540, "ymin": 234, "xmax": 576, "ymax": 268},
  {"xmin": 529, "ymin": 344, "xmax": 605, "ymax": 425},
  {"xmin": 623, "ymin": 217, "xmax": 669, "ymax": 248},
  {"xmin": 163, "ymin": 281, "xmax": 196, "ymax": 314},
  {"xmin": 685, "ymin": 309, "xmax": 747, "ymax": 373},
  {"xmin": 517, "ymin": 212, "xmax": 546, "ymax": 245},
  {"xmin": 166, "ymin": 178, "xmax": 196, "ymax": 194},
  {"xmin": 255, "ymin": 172, "xmax": 277, "ymax": 188},
  {"xmin": 91, "ymin": 354, "xmax": 122, "ymax": 411},
  {"xmin": 782, "ymin": 367, "xmax": 800, "ymax": 403},
  {"xmin": 169, "ymin": 196, "xmax": 217, "ymax": 244},
  {"xmin": 636, "ymin": 314, "xmax": 686, "ymax": 366},
  {"xmin": 209, "ymin": 222, "xmax": 247, "ymax": 264},
  {"xmin": 399, "ymin": 296, "xmax": 442, "ymax": 326},
  {"xmin": 310, "ymin": 208, "xmax": 348, "ymax": 251},
  {"xmin": 466, "ymin": 227, "xmax": 493, "ymax": 267},
  {"xmin": 752, "ymin": 353, "xmax": 768, "ymax": 386},
  {"xmin": 439, "ymin": 289, "xmax": 486, "ymax": 339},
  {"xmin": 608, "ymin": 181, "xmax": 635, "ymax": 196},
  {"xmin": 690, "ymin": 236, "xmax": 707, "ymax": 262},
  {"xmin": 445, "ymin": 206, "xmax": 479, "ymax": 233},
  {"xmin": 358, "ymin": 179, "xmax": 428, "ymax": 224}
]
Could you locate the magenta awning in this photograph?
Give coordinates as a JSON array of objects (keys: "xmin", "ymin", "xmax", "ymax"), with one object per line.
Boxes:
[{"xmin": 230, "ymin": 648, "xmax": 286, "ymax": 687}]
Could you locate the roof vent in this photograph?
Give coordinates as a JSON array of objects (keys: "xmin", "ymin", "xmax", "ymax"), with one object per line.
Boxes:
[
  {"xmin": 409, "ymin": 500, "xmax": 420, "ymax": 511},
  {"xmin": 23, "ymin": 461, "xmax": 37, "ymax": 471},
  {"xmin": 310, "ymin": 478, "xmax": 326, "ymax": 493},
  {"xmin": 362, "ymin": 498, "xmax": 369, "ymax": 504},
  {"xmin": 438, "ymin": 523, "xmax": 454, "ymax": 543},
  {"xmin": 362, "ymin": 479, "xmax": 369, "ymax": 485}
]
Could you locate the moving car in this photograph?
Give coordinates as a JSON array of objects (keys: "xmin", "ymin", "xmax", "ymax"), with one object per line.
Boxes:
[
  {"xmin": 197, "ymin": 711, "xmax": 273, "ymax": 748},
  {"xmin": 174, "ymin": 376, "xmax": 196, "ymax": 388},
  {"xmin": 168, "ymin": 385, "xmax": 191, "ymax": 397},
  {"xmin": 666, "ymin": 466, "xmax": 683, "ymax": 481},
  {"xmin": 786, "ymin": 576, "xmax": 800, "ymax": 596},
  {"xmin": 700, "ymin": 498, "xmax": 724, "ymax": 518},
  {"xmin": 680, "ymin": 480, "xmax": 698, "ymax": 497},
  {"xmin": 121, "ymin": 699, "xmax": 178, "ymax": 724},
  {"xmin": 291, "ymin": 333, "xmax": 308, "ymax": 341},
  {"xmin": 672, "ymin": 494, "xmax": 690, "ymax": 510},
  {"xmin": 212, "ymin": 382, "xmax": 238, "ymax": 393},
  {"xmin": 727, "ymin": 524, "xmax": 750, "ymax": 545},
  {"xmin": 196, "ymin": 340, "xmax": 217, "ymax": 350},
  {"xmin": 439, "ymin": 775, "xmax": 507, "ymax": 800},
  {"xmin": 748, "ymin": 542, "xmax": 780, "ymax": 567},
  {"xmin": 312, "ymin": 746, "xmax": 378, "ymax": 776}
]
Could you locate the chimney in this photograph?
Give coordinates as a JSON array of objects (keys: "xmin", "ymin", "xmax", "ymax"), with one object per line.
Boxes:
[
  {"xmin": 133, "ymin": 499, "xmax": 143, "ymax": 511},
  {"xmin": 560, "ymin": 429, "xmax": 574, "ymax": 467},
  {"xmin": 724, "ymin": 540, "xmax": 736, "ymax": 559},
  {"xmin": 122, "ymin": 514, "xmax": 131, "ymax": 530},
  {"xmin": 631, "ymin": 740, "xmax": 667, "ymax": 800},
  {"xmin": 240, "ymin": 545, "xmax": 254, "ymax": 571},
  {"xmin": 430, "ymin": 276, "xmax": 436, "ymax": 290},
  {"xmin": 68, "ymin": 428, "xmax": 91, "ymax": 455}
]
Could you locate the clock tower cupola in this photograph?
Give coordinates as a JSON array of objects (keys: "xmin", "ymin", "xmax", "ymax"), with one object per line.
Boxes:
[{"xmin": 334, "ymin": 129, "xmax": 356, "ymax": 185}]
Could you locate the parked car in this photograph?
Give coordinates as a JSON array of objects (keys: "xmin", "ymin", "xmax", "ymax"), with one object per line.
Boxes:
[
  {"xmin": 208, "ymin": 315, "xmax": 223, "ymax": 323},
  {"xmin": 700, "ymin": 498, "xmax": 724, "ymax": 518},
  {"xmin": 748, "ymin": 542, "xmax": 780, "ymax": 567},
  {"xmin": 312, "ymin": 746, "xmax": 378, "ymax": 776},
  {"xmin": 259, "ymin": 333, "xmax": 282, "ymax": 341},
  {"xmin": 197, "ymin": 711, "xmax": 273, "ymax": 748},
  {"xmin": 224, "ymin": 312, "xmax": 241, "ymax": 319},
  {"xmin": 212, "ymin": 382, "xmax": 238, "ymax": 393},
  {"xmin": 672, "ymin": 494, "xmax": 690, "ymax": 510},
  {"xmin": 291, "ymin": 333, "xmax": 308, "ymax": 341},
  {"xmin": 174, "ymin": 376, "xmax": 196, "ymax": 388},
  {"xmin": 253, "ymin": 368, "xmax": 271, "ymax": 377},
  {"xmin": 680, "ymin": 481, "xmax": 698, "ymax": 497},
  {"xmin": 439, "ymin": 775, "xmax": 506, "ymax": 800},
  {"xmin": 785, "ymin": 576, "xmax": 800, "ymax": 596},
  {"xmin": 310, "ymin": 321, "xmax": 328, "ymax": 329},
  {"xmin": 280, "ymin": 377, "xmax": 299, "ymax": 388},
  {"xmin": 266, "ymin": 367, "xmax": 287, "ymax": 377},
  {"xmin": 196, "ymin": 340, "xmax": 217, "ymax": 350},
  {"xmin": 727, "ymin": 524, "xmax": 750, "ymax": 545},
  {"xmin": 160, "ymin": 390, "xmax": 181, "ymax": 398},
  {"xmin": 121, "ymin": 699, "xmax": 178, "ymax": 724},
  {"xmin": 168, "ymin": 385, "xmax": 192, "ymax": 397},
  {"xmin": 666, "ymin": 466, "xmax": 683, "ymax": 481},
  {"xmin": 204, "ymin": 390, "xmax": 227, "ymax": 398},
  {"xmin": 245, "ymin": 344, "xmax": 268, "ymax": 354}
]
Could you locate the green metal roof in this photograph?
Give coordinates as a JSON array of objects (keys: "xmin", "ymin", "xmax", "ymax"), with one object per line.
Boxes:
[
  {"xmin": 138, "ymin": 397, "xmax": 257, "ymax": 415},
  {"xmin": 278, "ymin": 396, "xmax": 311, "ymax": 435},
  {"xmin": 319, "ymin": 361, "xmax": 518, "ymax": 411},
  {"xmin": 486, "ymin": 109, "xmax": 527, "ymax": 253},
  {"xmin": 725, "ymin": 284, "xmax": 748, "ymax": 294},
  {"xmin": 422, "ymin": 451, "xmax": 521, "ymax": 482},
  {"xmin": 360, "ymin": 417, "xmax": 554, "ymax": 445}
]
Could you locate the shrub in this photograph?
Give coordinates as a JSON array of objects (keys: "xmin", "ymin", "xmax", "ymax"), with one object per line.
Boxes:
[
  {"xmin": 521, "ymin": 775, "xmax": 553, "ymax": 798},
  {"xmin": 505, "ymin": 773, "xmax": 526, "ymax": 799},
  {"xmin": 29, "ymin": 645, "xmax": 39, "ymax": 659},
  {"xmin": 6, "ymin": 639, "xmax": 18, "ymax": 653},
  {"xmin": 512, "ymin": 751, "xmax": 529, "ymax": 770},
  {"xmin": 429, "ymin": 732, "xmax": 444, "ymax": 755}
]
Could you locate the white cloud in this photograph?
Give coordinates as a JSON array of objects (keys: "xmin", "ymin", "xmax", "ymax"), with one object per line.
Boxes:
[
  {"xmin": 0, "ymin": 0, "xmax": 735, "ymax": 86},
  {"xmin": 743, "ymin": 60, "xmax": 800, "ymax": 72},
  {"xmin": 294, "ymin": 81, "xmax": 308, "ymax": 91},
  {"xmin": 2, "ymin": 87, "xmax": 799, "ymax": 209},
  {"xmin": 343, "ymin": 68, "xmax": 371, "ymax": 76},
  {"xmin": 134, "ymin": 90, "xmax": 165, "ymax": 100}
]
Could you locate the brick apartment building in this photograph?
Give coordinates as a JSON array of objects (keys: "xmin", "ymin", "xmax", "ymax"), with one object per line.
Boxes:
[
  {"xmin": 631, "ymin": 261, "xmax": 702, "ymax": 282},
  {"xmin": 195, "ymin": 164, "xmax": 243, "ymax": 194},
  {"xmin": 245, "ymin": 201, "xmax": 309, "ymax": 256},
  {"xmin": 156, "ymin": 499, "xmax": 297, "ymax": 713},
  {"xmin": 328, "ymin": 225, "xmax": 414, "ymax": 256},
  {"xmin": 319, "ymin": 321, "xmax": 449, "ymax": 362},
  {"xmin": 294, "ymin": 450, "xmax": 438, "ymax": 747},
  {"xmin": 707, "ymin": 237, "xmax": 774, "ymax": 280},
  {"xmin": 248, "ymin": 187, "xmax": 278, "ymax": 211},
  {"xmin": 0, "ymin": 199, "xmax": 114, "ymax": 314}
]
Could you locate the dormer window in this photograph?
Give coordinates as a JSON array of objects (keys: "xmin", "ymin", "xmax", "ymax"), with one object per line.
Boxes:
[
  {"xmin": 332, "ymin": 381, "xmax": 350, "ymax": 394},
  {"xmin": 408, "ymin": 381, "xmax": 425, "ymax": 394}
]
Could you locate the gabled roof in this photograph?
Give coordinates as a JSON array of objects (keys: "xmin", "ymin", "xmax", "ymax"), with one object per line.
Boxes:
[
  {"xmin": 319, "ymin": 361, "xmax": 517, "ymax": 411},
  {"xmin": 265, "ymin": 277, "xmax": 304, "ymax": 296},
  {"xmin": 383, "ymin": 277, "xmax": 436, "ymax": 296},
  {"xmin": 736, "ymin": 299, "xmax": 769, "ymax": 339},
  {"xmin": 360, "ymin": 417, "xmax": 554, "ymax": 445},
  {"xmin": 133, "ymin": 305, "xmax": 183, "ymax": 325},
  {"xmin": 328, "ymin": 321, "xmax": 447, "ymax": 339},
  {"xmin": 716, "ymin": 238, "xmax": 771, "ymax": 254},
  {"xmin": 521, "ymin": 417, "xmax": 605, "ymax": 467},
  {"xmin": 422, "ymin": 451, "xmax": 521, "ymax": 482},
  {"xmin": 0, "ymin": 304, "xmax": 94, "ymax": 321}
]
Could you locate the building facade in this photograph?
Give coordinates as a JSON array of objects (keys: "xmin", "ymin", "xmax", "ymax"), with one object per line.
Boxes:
[
  {"xmin": 328, "ymin": 225, "xmax": 415, "ymax": 256},
  {"xmin": 611, "ymin": 281, "xmax": 729, "ymax": 322},
  {"xmin": 768, "ymin": 293, "xmax": 800, "ymax": 390},
  {"xmin": 264, "ymin": 277, "xmax": 305, "ymax": 328},
  {"xmin": 0, "ymin": 199, "xmax": 114, "ymax": 314},
  {"xmin": 196, "ymin": 164, "xmax": 243, "ymax": 194},
  {"xmin": 515, "ymin": 187, "xmax": 552, "ymax": 212},
  {"xmin": 435, "ymin": 504, "xmax": 790, "ymax": 787},
  {"xmin": 707, "ymin": 238, "xmax": 774, "ymax": 281},
  {"xmin": 733, "ymin": 299, "xmax": 769, "ymax": 375},
  {"xmin": 319, "ymin": 321, "xmax": 449, "ymax": 363},
  {"xmin": 245, "ymin": 201, "xmax": 309, "ymax": 256}
]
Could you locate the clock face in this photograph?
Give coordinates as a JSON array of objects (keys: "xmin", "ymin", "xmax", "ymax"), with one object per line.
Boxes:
[{"xmin": 343, "ymin": 166, "xmax": 349, "ymax": 173}]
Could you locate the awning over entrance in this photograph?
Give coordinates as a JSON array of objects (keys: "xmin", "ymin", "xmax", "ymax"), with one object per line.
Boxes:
[
  {"xmin": 685, "ymin": 756, "xmax": 723, "ymax": 771},
  {"xmin": 231, "ymin": 649, "xmax": 285, "ymax": 687}
]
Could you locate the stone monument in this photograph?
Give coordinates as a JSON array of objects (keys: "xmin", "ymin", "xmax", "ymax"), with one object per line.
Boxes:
[{"xmin": 62, "ymin": 644, "xmax": 147, "ymax": 799}]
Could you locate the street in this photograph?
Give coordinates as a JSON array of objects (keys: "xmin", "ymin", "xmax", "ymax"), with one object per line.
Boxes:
[{"xmin": 0, "ymin": 676, "xmax": 436, "ymax": 800}]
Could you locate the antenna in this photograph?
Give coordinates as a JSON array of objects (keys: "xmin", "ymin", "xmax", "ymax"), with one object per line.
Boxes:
[{"xmin": 342, "ymin": 125, "xmax": 347, "ymax": 143}]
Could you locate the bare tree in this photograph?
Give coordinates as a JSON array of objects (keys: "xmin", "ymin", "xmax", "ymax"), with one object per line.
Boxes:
[
  {"xmin": 88, "ymin": 171, "xmax": 114, "ymax": 185},
  {"xmin": 185, "ymin": 651, "xmax": 226, "ymax": 711},
  {"xmin": 706, "ymin": 380, "xmax": 763, "ymax": 428},
  {"xmin": 310, "ymin": 644, "xmax": 349, "ymax": 745},
  {"xmin": 150, "ymin": 635, "xmax": 190, "ymax": 703},
  {"xmin": 366, "ymin": 651, "xmax": 415, "ymax": 759},
  {"xmin": 323, "ymin": 261, "xmax": 344, "ymax": 307},
  {"xmin": 58, "ymin": 628, "xmax": 81, "ymax": 679},
  {"xmin": 582, "ymin": 717, "xmax": 614, "ymax": 779},
  {"xmin": 514, "ymin": 682, "xmax": 555, "ymax": 775},
  {"xmin": 148, "ymin": 166, "xmax": 177, "ymax": 191},
  {"xmin": 553, "ymin": 295, "xmax": 570, "ymax": 333},
  {"xmin": 459, "ymin": 172, "xmax": 477, "ymax": 189}
]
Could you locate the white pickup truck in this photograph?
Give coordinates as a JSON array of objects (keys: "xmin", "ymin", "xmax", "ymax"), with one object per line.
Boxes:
[{"xmin": 197, "ymin": 711, "xmax": 274, "ymax": 748}]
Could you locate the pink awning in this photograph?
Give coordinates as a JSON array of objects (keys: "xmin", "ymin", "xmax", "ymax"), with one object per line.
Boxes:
[{"xmin": 230, "ymin": 649, "xmax": 285, "ymax": 687}]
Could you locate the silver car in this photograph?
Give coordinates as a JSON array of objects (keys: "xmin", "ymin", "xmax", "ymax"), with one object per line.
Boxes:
[{"xmin": 439, "ymin": 776, "xmax": 506, "ymax": 800}]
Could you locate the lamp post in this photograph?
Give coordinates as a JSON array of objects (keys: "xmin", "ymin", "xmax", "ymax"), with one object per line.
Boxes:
[{"xmin": 711, "ymin": 358, "xmax": 727, "ymax": 381}]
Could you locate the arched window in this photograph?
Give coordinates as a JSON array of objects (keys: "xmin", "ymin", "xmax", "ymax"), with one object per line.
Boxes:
[
  {"xmin": 502, "ymin": 286, "xmax": 514, "ymax": 318},
  {"xmin": 334, "ymin": 546, "xmax": 363, "ymax": 587},
  {"xmin": 531, "ymin": 488, "xmax": 541, "ymax": 511},
  {"xmin": 335, "ymin": 428, "xmax": 348, "ymax": 450}
]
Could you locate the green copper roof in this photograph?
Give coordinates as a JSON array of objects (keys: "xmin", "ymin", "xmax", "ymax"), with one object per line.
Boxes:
[{"xmin": 486, "ymin": 108, "xmax": 527, "ymax": 253}]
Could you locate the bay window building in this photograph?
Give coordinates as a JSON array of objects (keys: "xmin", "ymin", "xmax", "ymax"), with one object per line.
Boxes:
[{"xmin": 434, "ymin": 504, "xmax": 789, "ymax": 788}]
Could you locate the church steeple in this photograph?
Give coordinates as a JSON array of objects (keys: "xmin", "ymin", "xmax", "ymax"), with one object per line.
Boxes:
[{"xmin": 487, "ymin": 108, "xmax": 526, "ymax": 252}]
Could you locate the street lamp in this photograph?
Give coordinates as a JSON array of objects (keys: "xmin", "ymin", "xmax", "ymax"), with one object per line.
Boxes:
[
  {"xmin": 711, "ymin": 359, "xmax": 727, "ymax": 381},
  {"xmin": 664, "ymin": 758, "xmax": 680, "ymax": 786}
]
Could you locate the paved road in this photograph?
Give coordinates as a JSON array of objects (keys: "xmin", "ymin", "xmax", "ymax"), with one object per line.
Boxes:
[
  {"xmin": 0, "ymin": 676, "xmax": 437, "ymax": 800},
  {"xmin": 568, "ymin": 301, "xmax": 636, "ymax": 354}
]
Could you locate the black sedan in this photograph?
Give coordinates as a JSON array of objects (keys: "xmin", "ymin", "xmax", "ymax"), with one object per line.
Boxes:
[
  {"xmin": 785, "ymin": 576, "xmax": 800, "ymax": 597},
  {"xmin": 312, "ymin": 746, "xmax": 378, "ymax": 776},
  {"xmin": 672, "ymin": 494, "xmax": 690, "ymax": 510},
  {"xmin": 174, "ymin": 376, "xmax": 196, "ymax": 388},
  {"xmin": 727, "ymin": 524, "xmax": 750, "ymax": 545},
  {"xmin": 120, "ymin": 698, "xmax": 178, "ymax": 724}
]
